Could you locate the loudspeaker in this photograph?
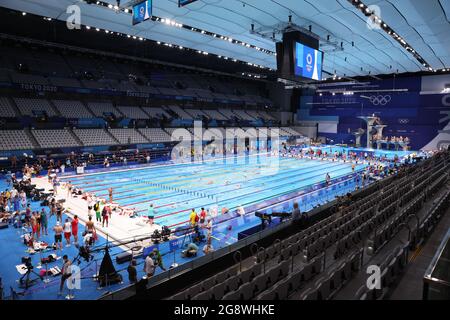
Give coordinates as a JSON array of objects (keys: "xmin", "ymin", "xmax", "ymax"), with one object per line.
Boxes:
[{"xmin": 116, "ymin": 252, "xmax": 133, "ymax": 264}]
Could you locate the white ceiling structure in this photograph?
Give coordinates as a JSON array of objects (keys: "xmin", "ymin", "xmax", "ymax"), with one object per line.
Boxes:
[{"xmin": 1, "ymin": 0, "xmax": 449, "ymax": 78}]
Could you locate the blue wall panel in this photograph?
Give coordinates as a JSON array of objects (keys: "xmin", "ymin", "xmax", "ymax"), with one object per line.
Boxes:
[{"xmin": 298, "ymin": 76, "xmax": 450, "ymax": 150}]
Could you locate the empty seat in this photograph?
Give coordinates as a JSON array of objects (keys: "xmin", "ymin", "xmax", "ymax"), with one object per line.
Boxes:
[
  {"xmin": 224, "ymin": 275, "xmax": 239, "ymax": 292},
  {"xmin": 301, "ymin": 263, "xmax": 313, "ymax": 282},
  {"xmin": 299, "ymin": 287, "xmax": 319, "ymax": 300},
  {"xmin": 0, "ymin": 97, "xmax": 16, "ymax": 117},
  {"xmin": 267, "ymin": 265, "xmax": 281, "ymax": 287},
  {"xmin": 311, "ymin": 256, "xmax": 323, "ymax": 275},
  {"xmin": 222, "ymin": 290, "xmax": 240, "ymax": 300},
  {"xmin": 0, "ymin": 130, "xmax": 34, "ymax": 150},
  {"xmin": 211, "ymin": 282, "xmax": 226, "ymax": 300},
  {"xmin": 53, "ymin": 100, "xmax": 93, "ymax": 118},
  {"xmin": 108, "ymin": 128, "xmax": 148, "ymax": 144},
  {"xmin": 14, "ymin": 97, "xmax": 56, "ymax": 117},
  {"xmin": 117, "ymin": 105, "xmax": 149, "ymax": 119},
  {"xmin": 287, "ymin": 268, "xmax": 304, "ymax": 292},
  {"xmin": 238, "ymin": 282, "xmax": 254, "ymax": 300},
  {"xmin": 354, "ymin": 284, "xmax": 369, "ymax": 300},
  {"xmin": 139, "ymin": 128, "xmax": 172, "ymax": 143},
  {"xmin": 214, "ymin": 270, "xmax": 228, "ymax": 284},
  {"xmin": 168, "ymin": 291, "xmax": 186, "ymax": 300},
  {"xmin": 87, "ymin": 101, "xmax": 122, "ymax": 117},
  {"xmin": 315, "ymin": 276, "xmax": 332, "ymax": 300},
  {"xmin": 192, "ymin": 290, "xmax": 212, "ymax": 300},
  {"xmin": 186, "ymin": 283, "xmax": 203, "ymax": 299},
  {"xmin": 73, "ymin": 128, "xmax": 118, "ymax": 146},
  {"xmin": 328, "ymin": 268, "xmax": 342, "ymax": 292},
  {"xmin": 32, "ymin": 129, "xmax": 80, "ymax": 148},
  {"xmin": 253, "ymin": 273, "xmax": 268, "ymax": 295},
  {"xmin": 272, "ymin": 278, "xmax": 290, "ymax": 300},
  {"xmin": 341, "ymin": 260, "xmax": 352, "ymax": 283},
  {"xmin": 255, "ymin": 288, "xmax": 277, "ymax": 300},
  {"xmin": 201, "ymin": 277, "xmax": 216, "ymax": 291}
]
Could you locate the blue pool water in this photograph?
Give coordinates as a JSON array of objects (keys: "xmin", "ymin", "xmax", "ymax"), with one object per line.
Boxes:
[{"xmin": 61, "ymin": 154, "xmax": 366, "ymax": 232}]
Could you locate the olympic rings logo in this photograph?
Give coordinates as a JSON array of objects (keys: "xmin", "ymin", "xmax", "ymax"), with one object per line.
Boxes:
[
  {"xmin": 398, "ymin": 119, "xmax": 410, "ymax": 124},
  {"xmin": 369, "ymin": 95, "xmax": 391, "ymax": 106}
]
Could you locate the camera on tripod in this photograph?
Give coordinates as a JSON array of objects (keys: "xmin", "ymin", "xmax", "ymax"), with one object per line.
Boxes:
[
  {"xmin": 78, "ymin": 245, "xmax": 93, "ymax": 263},
  {"xmin": 161, "ymin": 226, "xmax": 171, "ymax": 241},
  {"xmin": 151, "ymin": 229, "xmax": 162, "ymax": 243},
  {"xmin": 21, "ymin": 257, "xmax": 33, "ymax": 270},
  {"xmin": 19, "ymin": 256, "xmax": 42, "ymax": 290},
  {"xmin": 150, "ymin": 226, "xmax": 172, "ymax": 244}
]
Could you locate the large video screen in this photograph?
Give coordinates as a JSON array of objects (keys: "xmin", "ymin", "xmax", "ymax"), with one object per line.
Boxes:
[
  {"xmin": 132, "ymin": 0, "xmax": 152, "ymax": 26},
  {"xmin": 294, "ymin": 42, "xmax": 323, "ymax": 81}
]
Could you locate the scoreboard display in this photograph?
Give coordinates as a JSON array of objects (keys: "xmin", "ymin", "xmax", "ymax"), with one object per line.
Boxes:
[
  {"xmin": 179, "ymin": 0, "xmax": 198, "ymax": 7},
  {"xmin": 294, "ymin": 42, "xmax": 323, "ymax": 81},
  {"xmin": 132, "ymin": 0, "xmax": 152, "ymax": 25},
  {"xmin": 276, "ymin": 30, "xmax": 323, "ymax": 83}
]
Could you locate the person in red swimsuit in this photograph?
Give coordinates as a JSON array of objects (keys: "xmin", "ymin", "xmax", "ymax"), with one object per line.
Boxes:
[
  {"xmin": 199, "ymin": 208, "xmax": 207, "ymax": 225},
  {"xmin": 102, "ymin": 206, "xmax": 109, "ymax": 228},
  {"xmin": 71, "ymin": 215, "xmax": 79, "ymax": 244}
]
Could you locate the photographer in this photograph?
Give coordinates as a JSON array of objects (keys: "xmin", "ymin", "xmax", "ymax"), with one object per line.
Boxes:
[
  {"xmin": 152, "ymin": 248, "xmax": 166, "ymax": 272},
  {"xmin": 58, "ymin": 255, "xmax": 72, "ymax": 296},
  {"xmin": 127, "ymin": 260, "xmax": 137, "ymax": 284},
  {"xmin": 143, "ymin": 252, "xmax": 155, "ymax": 278},
  {"xmin": 181, "ymin": 242, "xmax": 198, "ymax": 258}
]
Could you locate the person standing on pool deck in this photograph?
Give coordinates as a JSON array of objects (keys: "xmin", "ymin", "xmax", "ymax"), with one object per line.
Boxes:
[
  {"xmin": 189, "ymin": 209, "xmax": 198, "ymax": 227},
  {"xmin": 152, "ymin": 248, "xmax": 166, "ymax": 272},
  {"xmin": 59, "ymin": 255, "xmax": 72, "ymax": 296},
  {"xmin": 71, "ymin": 215, "xmax": 79, "ymax": 244},
  {"xmin": 127, "ymin": 259, "xmax": 137, "ymax": 284},
  {"xmin": 205, "ymin": 217, "xmax": 213, "ymax": 240},
  {"xmin": 40, "ymin": 208, "xmax": 48, "ymax": 236},
  {"xmin": 108, "ymin": 187, "xmax": 113, "ymax": 203},
  {"xmin": 85, "ymin": 216, "xmax": 97, "ymax": 243},
  {"xmin": 326, "ymin": 173, "xmax": 331, "ymax": 186},
  {"xmin": 94, "ymin": 201, "xmax": 101, "ymax": 224},
  {"xmin": 53, "ymin": 222, "xmax": 63, "ymax": 251},
  {"xmin": 147, "ymin": 204, "xmax": 155, "ymax": 225},
  {"xmin": 66, "ymin": 181, "xmax": 73, "ymax": 198},
  {"xmin": 30, "ymin": 212, "xmax": 38, "ymax": 240},
  {"xmin": 86, "ymin": 216, "xmax": 95, "ymax": 233},
  {"xmin": 143, "ymin": 252, "xmax": 155, "ymax": 278},
  {"xmin": 52, "ymin": 177, "xmax": 59, "ymax": 195},
  {"xmin": 199, "ymin": 208, "xmax": 207, "ymax": 225},
  {"xmin": 63, "ymin": 218, "xmax": 71, "ymax": 247},
  {"xmin": 102, "ymin": 205, "xmax": 109, "ymax": 228}
]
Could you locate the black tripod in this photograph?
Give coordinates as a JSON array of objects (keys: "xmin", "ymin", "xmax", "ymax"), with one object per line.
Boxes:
[{"xmin": 19, "ymin": 265, "xmax": 43, "ymax": 290}]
